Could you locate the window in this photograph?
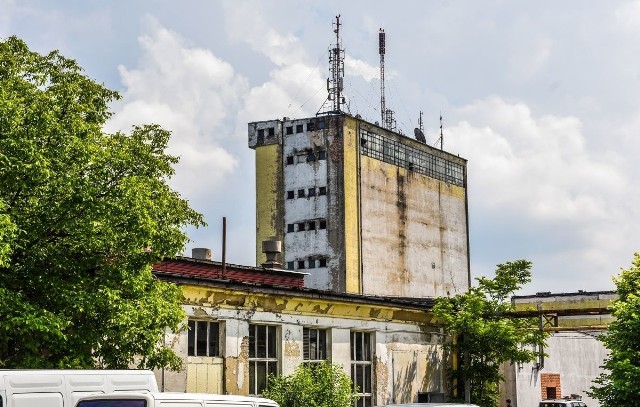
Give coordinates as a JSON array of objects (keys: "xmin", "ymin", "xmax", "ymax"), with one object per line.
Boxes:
[
  {"xmin": 286, "ymin": 126, "xmax": 293, "ymax": 135},
  {"xmin": 319, "ymin": 220, "xmax": 327, "ymax": 229},
  {"xmin": 188, "ymin": 320, "xmax": 220, "ymax": 357},
  {"xmin": 298, "ymin": 260, "xmax": 305, "ymax": 269},
  {"xmin": 307, "ymin": 122, "xmax": 316, "ymax": 132},
  {"xmin": 287, "ymin": 190, "xmax": 294, "ymax": 199},
  {"xmin": 303, "ymin": 328, "xmax": 327, "ymax": 363},
  {"xmin": 257, "ymin": 129, "xmax": 265, "ymax": 137},
  {"xmin": 287, "ymin": 224, "xmax": 295, "ymax": 233},
  {"xmin": 308, "ymin": 221, "xmax": 316, "ymax": 231},
  {"xmin": 268, "ymin": 127, "xmax": 275, "ymax": 137},
  {"xmin": 297, "ymin": 222, "xmax": 306, "ymax": 232},
  {"xmin": 308, "ymin": 187, "xmax": 316, "ymax": 197},
  {"xmin": 286, "ymin": 156, "xmax": 294, "ymax": 165},
  {"xmin": 296, "ymin": 124, "xmax": 304, "ymax": 133},
  {"xmin": 307, "ymin": 151, "xmax": 316, "ymax": 162},
  {"xmin": 319, "ymin": 258, "xmax": 327, "ymax": 267},
  {"xmin": 298, "ymin": 189, "xmax": 306, "ymax": 198},
  {"xmin": 287, "ymin": 261, "xmax": 294, "ymax": 270},
  {"xmin": 307, "ymin": 258, "xmax": 316, "ymax": 269},
  {"xmin": 351, "ymin": 331, "xmax": 373, "ymax": 407},
  {"xmin": 317, "ymin": 150, "xmax": 327, "ymax": 160},
  {"xmin": 297, "ymin": 155, "xmax": 307, "ymax": 164},
  {"xmin": 249, "ymin": 324, "xmax": 278, "ymax": 395},
  {"xmin": 319, "ymin": 186, "xmax": 327, "ymax": 196}
]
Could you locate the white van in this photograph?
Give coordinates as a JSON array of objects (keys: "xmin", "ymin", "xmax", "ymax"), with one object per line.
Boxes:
[
  {"xmin": 0, "ymin": 370, "xmax": 158, "ymax": 407},
  {"xmin": 75, "ymin": 392, "xmax": 279, "ymax": 407}
]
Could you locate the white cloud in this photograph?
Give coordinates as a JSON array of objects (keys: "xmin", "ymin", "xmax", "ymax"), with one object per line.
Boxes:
[
  {"xmin": 345, "ymin": 55, "xmax": 379, "ymax": 82},
  {"xmin": 446, "ymin": 96, "xmax": 636, "ymax": 291},
  {"xmin": 106, "ymin": 18, "xmax": 248, "ymax": 197}
]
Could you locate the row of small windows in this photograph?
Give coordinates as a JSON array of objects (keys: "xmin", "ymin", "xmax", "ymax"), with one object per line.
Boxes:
[
  {"xmin": 256, "ymin": 119, "xmax": 327, "ymax": 139},
  {"xmin": 287, "ymin": 257, "xmax": 327, "ymax": 270},
  {"xmin": 286, "ymin": 150, "xmax": 327, "ymax": 165},
  {"xmin": 286, "ymin": 186, "xmax": 327, "ymax": 199},
  {"xmin": 287, "ymin": 219, "xmax": 327, "ymax": 233},
  {"xmin": 360, "ymin": 129, "xmax": 465, "ymax": 187}
]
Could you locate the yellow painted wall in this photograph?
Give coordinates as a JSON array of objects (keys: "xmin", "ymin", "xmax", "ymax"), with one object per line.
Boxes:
[
  {"xmin": 342, "ymin": 117, "xmax": 361, "ymax": 293},
  {"xmin": 181, "ymin": 284, "xmax": 431, "ymax": 325},
  {"xmin": 255, "ymin": 144, "xmax": 281, "ymax": 265}
]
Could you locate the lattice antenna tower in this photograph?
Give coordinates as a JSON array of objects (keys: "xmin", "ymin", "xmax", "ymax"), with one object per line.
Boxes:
[
  {"xmin": 379, "ymin": 28, "xmax": 386, "ymax": 125},
  {"xmin": 379, "ymin": 28, "xmax": 396, "ymax": 131},
  {"xmin": 327, "ymin": 14, "xmax": 345, "ymax": 113}
]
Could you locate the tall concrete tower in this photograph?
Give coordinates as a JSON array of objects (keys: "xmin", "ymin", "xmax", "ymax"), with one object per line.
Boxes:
[{"xmin": 248, "ymin": 114, "xmax": 470, "ymax": 298}]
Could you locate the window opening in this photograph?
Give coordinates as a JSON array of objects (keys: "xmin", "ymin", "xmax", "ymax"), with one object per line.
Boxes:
[
  {"xmin": 188, "ymin": 320, "xmax": 220, "ymax": 357},
  {"xmin": 287, "ymin": 224, "xmax": 295, "ymax": 233},
  {"xmin": 351, "ymin": 331, "xmax": 373, "ymax": 407},
  {"xmin": 249, "ymin": 324, "xmax": 278, "ymax": 395},
  {"xmin": 287, "ymin": 190, "xmax": 294, "ymax": 199},
  {"xmin": 298, "ymin": 189, "xmax": 306, "ymax": 198},
  {"xmin": 319, "ymin": 187, "xmax": 327, "ymax": 196},
  {"xmin": 303, "ymin": 328, "xmax": 327, "ymax": 363},
  {"xmin": 308, "ymin": 187, "xmax": 316, "ymax": 197},
  {"xmin": 286, "ymin": 156, "xmax": 294, "ymax": 165},
  {"xmin": 298, "ymin": 260, "xmax": 306, "ymax": 269},
  {"xmin": 286, "ymin": 126, "xmax": 293, "ymax": 135}
]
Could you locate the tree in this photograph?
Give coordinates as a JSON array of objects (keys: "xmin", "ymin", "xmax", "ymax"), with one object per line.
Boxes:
[
  {"xmin": 0, "ymin": 36, "xmax": 204, "ymax": 369},
  {"xmin": 588, "ymin": 253, "xmax": 640, "ymax": 406},
  {"xmin": 262, "ymin": 362, "xmax": 359, "ymax": 407},
  {"xmin": 432, "ymin": 260, "xmax": 548, "ymax": 407}
]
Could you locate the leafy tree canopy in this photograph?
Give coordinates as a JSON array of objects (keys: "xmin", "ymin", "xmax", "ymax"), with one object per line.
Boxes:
[
  {"xmin": 262, "ymin": 362, "xmax": 359, "ymax": 407},
  {"xmin": 589, "ymin": 253, "xmax": 640, "ymax": 406},
  {"xmin": 0, "ymin": 36, "xmax": 204, "ymax": 369},
  {"xmin": 433, "ymin": 260, "xmax": 548, "ymax": 407}
]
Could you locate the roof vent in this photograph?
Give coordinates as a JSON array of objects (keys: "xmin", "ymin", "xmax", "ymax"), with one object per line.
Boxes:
[
  {"xmin": 261, "ymin": 238, "xmax": 282, "ymax": 269},
  {"xmin": 192, "ymin": 248, "xmax": 212, "ymax": 261}
]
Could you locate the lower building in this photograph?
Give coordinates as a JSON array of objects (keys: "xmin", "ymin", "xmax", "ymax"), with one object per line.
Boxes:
[
  {"xmin": 502, "ymin": 291, "xmax": 615, "ymax": 407},
  {"xmin": 153, "ymin": 254, "xmax": 448, "ymax": 406}
]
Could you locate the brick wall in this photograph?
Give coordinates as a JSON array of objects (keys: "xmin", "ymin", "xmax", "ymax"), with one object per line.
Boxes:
[{"xmin": 540, "ymin": 373, "xmax": 561, "ymax": 400}]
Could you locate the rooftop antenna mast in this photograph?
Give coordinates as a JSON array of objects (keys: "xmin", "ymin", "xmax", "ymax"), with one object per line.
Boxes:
[
  {"xmin": 328, "ymin": 15, "xmax": 345, "ymax": 113},
  {"xmin": 379, "ymin": 28, "xmax": 386, "ymax": 126},
  {"xmin": 439, "ymin": 112, "xmax": 444, "ymax": 150}
]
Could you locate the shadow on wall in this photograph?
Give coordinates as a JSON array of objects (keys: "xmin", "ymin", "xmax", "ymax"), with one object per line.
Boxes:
[{"xmin": 392, "ymin": 349, "xmax": 442, "ymax": 403}]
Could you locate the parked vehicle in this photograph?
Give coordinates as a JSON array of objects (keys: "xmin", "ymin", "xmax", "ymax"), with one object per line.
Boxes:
[
  {"xmin": 380, "ymin": 404, "xmax": 480, "ymax": 407},
  {"xmin": 0, "ymin": 370, "xmax": 158, "ymax": 407},
  {"xmin": 74, "ymin": 392, "xmax": 279, "ymax": 407},
  {"xmin": 539, "ymin": 395, "xmax": 586, "ymax": 407}
]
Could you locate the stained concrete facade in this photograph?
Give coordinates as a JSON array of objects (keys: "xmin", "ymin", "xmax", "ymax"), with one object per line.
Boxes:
[
  {"xmin": 155, "ymin": 272, "xmax": 448, "ymax": 405},
  {"xmin": 502, "ymin": 291, "xmax": 616, "ymax": 407},
  {"xmin": 249, "ymin": 114, "xmax": 470, "ymax": 297}
]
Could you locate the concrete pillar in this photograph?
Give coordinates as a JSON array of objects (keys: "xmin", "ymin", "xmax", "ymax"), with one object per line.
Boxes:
[{"xmin": 282, "ymin": 324, "xmax": 304, "ymax": 375}]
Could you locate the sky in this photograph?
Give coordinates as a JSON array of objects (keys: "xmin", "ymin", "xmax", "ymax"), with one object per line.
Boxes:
[{"xmin": 2, "ymin": 0, "xmax": 640, "ymax": 295}]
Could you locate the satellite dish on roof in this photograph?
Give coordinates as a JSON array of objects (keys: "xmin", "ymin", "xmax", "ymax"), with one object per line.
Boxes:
[{"xmin": 414, "ymin": 128, "xmax": 426, "ymax": 143}]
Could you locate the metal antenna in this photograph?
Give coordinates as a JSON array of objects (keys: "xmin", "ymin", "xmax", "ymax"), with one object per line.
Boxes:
[
  {"xmin": 329, "ymin": 15, "xmax": 345, "ymax": 113},
  {"xmin": 439, "ymin": 112, "xmax": 444, "ymax": 150},
  {"xmin": 379, "ymin": 28, "xmax": 386, "ymax": 126},
  {"xmin": 419, "ymin": 110, "xmax": 424, "ymax": 133}
]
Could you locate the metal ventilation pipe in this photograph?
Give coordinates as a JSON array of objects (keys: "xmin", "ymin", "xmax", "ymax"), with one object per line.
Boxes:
[
  {"xmin": 192, "ymin": 248, "xmax": 212, "ymax": 260},
  {"xmin": 261, "ymin": 238, "xmax": 282, "ymax": 268}
]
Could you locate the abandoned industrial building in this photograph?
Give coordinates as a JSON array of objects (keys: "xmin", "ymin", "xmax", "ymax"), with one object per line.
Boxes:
[{"xmin": 148, "ymin": 16, "xmax": 613, "ymax": 407}]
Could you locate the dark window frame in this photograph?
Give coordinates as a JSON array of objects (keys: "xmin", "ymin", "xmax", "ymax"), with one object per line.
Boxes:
[
  {"xmin": 188, "ymin": 320, "xmax": 220, "ymax": 357},
  {"xmin": 249, "ymin": 324, "xmax": 279, "ymax": 395}
]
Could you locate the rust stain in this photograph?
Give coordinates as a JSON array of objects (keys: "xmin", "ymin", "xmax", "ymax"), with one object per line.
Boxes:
[{"xmin": 369, "ymin": 308, "xmax": 382, "ymax": 318}]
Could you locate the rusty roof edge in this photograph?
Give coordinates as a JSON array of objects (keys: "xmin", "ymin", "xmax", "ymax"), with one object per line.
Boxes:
[{"xmin": 155, "ymin": 256, "xmax": 307, "ymax": 277}]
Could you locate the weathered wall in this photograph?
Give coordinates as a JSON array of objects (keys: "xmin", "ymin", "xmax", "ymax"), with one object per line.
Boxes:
[
  {"xmin": 358, "ymin": 145, "xmax": 469, "ymax": 297},
  {"xmin": 509, "ymin": 333, "xmax": 608, "ymax": 407},
  {"xmin": 342, "ymin": 117, "xmax": 360, "ymax": 293},
  {"xmin": 165, "ymin": 283, "xmax": 444, "ymax": 403},
  {"xmin": 250, "ymin": 120, "xmax": 284, "ymax": 266}
]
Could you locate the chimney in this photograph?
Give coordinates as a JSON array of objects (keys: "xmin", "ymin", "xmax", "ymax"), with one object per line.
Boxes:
[
  {"xmin": 261, "ymin": 238, "xmax": 282, "ymax": 269},
  {"xmin": 192, "ymin": 248, "xmax": 212, "ymax": 261}
]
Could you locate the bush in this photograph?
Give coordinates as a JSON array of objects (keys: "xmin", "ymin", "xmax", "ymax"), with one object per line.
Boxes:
[{"xmin": 262, "ymin": 361, "xmax": 359, "ymax": 407}]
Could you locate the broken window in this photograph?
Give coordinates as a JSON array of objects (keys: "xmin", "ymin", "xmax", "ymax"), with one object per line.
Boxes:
[
  {"xmin": 268, "ymin": 127, "xmax": 275, "ymax": 137},
  {"xmin": 308, "ymin": 221, "xmax": 316, "ymax": 231},
  {"xmin": 296, "ymin": 124, "xmax": 304, "ymax": 133},
  {"xmin": 297, "ymin": 222, "xmax": 306, "ymax": 232},
  {"xmin": 298, "ymin": 189, "xmax": 306, "ymax": 198},
  {"xmin": 286, "ymin": 190, "xmax": 294, "ymax": 199},
  {"xmin": 319, "ymin": 220, "xmax": 327, "ymax": 229},
  {"xmin": 317, "ymin": 150, "xmax": 327, "ymax": 160},
  {"xmin": 319, "ymin": 258, "xmax": 327, "ymax": 267},
  {"xmin": 298, "ymin": 260, "xmax": 305, "ymax": 269},
  {"xmin": 319, "ymin": 186, "xmax": 327, "ymax": 196},
  {"xmin": 286, "ymin": 126, "xmax": 293, "ymax": 135},
  {"xmin": 308, "ymin": 187, "xmax": 316, "ymax": 197}
]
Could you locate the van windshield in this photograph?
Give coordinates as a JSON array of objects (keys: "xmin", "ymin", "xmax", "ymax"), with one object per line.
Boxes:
[{"xmin": 77, "ymin": 400, "xmax": 146, "ymax": 407}]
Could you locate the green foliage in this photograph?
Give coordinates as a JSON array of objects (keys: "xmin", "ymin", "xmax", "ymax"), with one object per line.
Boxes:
[
  {"xmin": 262, "ymin": 362, "xmax": 359, "ymax": 407},
  {"xmin": 433, "ymin": 260, "xmax": 548, "ymax": 407},
  {"xmin": 0, "ymin": 36, "xmax": 204, "ymax": 369},
  {"xmin": 588, "ymin": 253, "xmax": 640, "ymax": 407}
]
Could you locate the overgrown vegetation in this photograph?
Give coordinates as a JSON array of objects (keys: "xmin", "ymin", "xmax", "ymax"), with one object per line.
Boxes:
[
  {"xmin": 588, "ymin": 253, "xmax": 640, "ymax": 406},
  {"xmin": 433, "ymin": 260, "xmax": 548, "ymax": 407},
  {"xmin": 262, "ymin": 362, "xmax": 359, "ymax": 407},
  {"xmin": 0, "ymin": 36, "xmax": 204, "ymax": 369}
]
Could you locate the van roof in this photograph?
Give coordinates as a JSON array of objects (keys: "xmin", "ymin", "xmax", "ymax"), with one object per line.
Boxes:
[{"xmin": 79, "ymin": 392, "xmax": 278, "ymax": 405}]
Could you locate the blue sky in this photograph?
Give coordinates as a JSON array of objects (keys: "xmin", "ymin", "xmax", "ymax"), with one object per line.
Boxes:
[{"xmin": 3, "ymin": 0, "xmax": 640, "ymax": 294}]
